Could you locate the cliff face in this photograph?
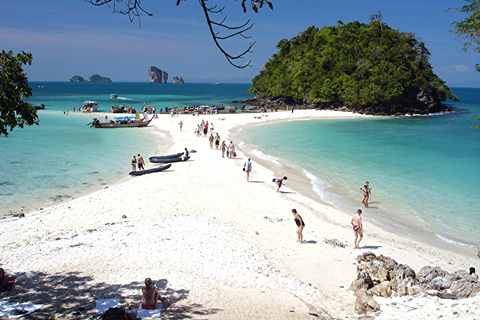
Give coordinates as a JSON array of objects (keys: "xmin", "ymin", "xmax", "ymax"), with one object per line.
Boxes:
[
  {"xmin": 173, "ymin": 76, "xmax": 186, "ymax": 84},
  {"xmin": 149, "ymin": 66, "xmax": 168, "ymax": 83}
]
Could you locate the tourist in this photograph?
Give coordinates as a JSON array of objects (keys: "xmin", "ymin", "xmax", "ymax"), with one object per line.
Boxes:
[
  {"xmin": 360, "ymin": 181, "xmax": 371, "ymax": 208},
  {"xmin": 351, "ymin": 209, "xmax": 363, "ymax": 249},
  {"xmin": 292, "ymin": 209, "xmax": 305, "ymax": 244},
  {"xmin": 131, "ymin": 155, "xmax": 137, "ymax": 172},
  {"xmin": 215, "ymin": 133, "xmax": 220, "ymax": 149},
  {"xmin": 137, "ymin": 154, "xmax": 145, "ymax": 171},
  {"xmin": 274, "ymin": 176, "xmax": 287, "ymax": 192},
  {"xmin": 221, "ymin": 141, "xmax": 227, "ymax": 158},
  {"xmin": 209, "ymin": 134, "xmax": 214, "ymax": 149},
  {"xmin": 470, "ymin": 267, "xmax": 479, "ymax": 280},
  {"xmin": 210, "ymin": 123, "xmax": 214, "ymax": 132},
  {"xmin": 228, "ymin": 141, "xmax": 235, "ymax": 158},
  {"xmin": 179, "ymin": 121, "xmax": 183, "ymax": 132},
  {"xmin": 244, "ymin": 158, "xmax": 252, "ymax": 181},
  {"xmin": 141, "ymin": 278, "xmax": 165, "ymax": 309}
]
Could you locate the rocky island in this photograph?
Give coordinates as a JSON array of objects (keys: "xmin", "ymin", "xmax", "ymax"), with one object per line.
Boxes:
[
  {"xmin": 148, "ymin": 66, "xmax": 168, "ymax": 83},
  {"xmin": 173, "ymin": 76, "xmax": 186, "ymax": 84},
  {"xmin": 248, "ymin": 22, "xmax": 458, "ymax": 116},
  {"xmin": 69, "ymin": 74, "xmax": 112, "ymax": 82}
]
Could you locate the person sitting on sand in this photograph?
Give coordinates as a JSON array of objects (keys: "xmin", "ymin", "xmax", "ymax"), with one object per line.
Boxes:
[
  {"xmin": 141, "ymin": 278, "xmax": 165, "ymax": 309},
  {"xmin": 470, "ymin": 267, "xmax": 479, "ymax": 280},
  {"xmin": 274, "ymin": 176, "xmax": 287, "ymax": 192},
  {"xmin": 351, "ymin": 209, "xmax": 363, "ymax": 249}
]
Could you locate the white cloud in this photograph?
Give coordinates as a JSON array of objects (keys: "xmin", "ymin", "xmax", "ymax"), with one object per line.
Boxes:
[{"xmin": 439, "ymin": 64, "xmax": 470, "ymax": 73}]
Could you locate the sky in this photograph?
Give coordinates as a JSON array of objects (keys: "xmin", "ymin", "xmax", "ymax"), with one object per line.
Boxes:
[{"xmin": 1, "ymin": 0, "xmax": 479, "ymax": 87}]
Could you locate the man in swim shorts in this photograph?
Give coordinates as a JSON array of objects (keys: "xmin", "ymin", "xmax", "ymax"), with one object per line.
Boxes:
[{"xmin": 351, "ymin": 209, "xmax": 363, "ymax": 249}]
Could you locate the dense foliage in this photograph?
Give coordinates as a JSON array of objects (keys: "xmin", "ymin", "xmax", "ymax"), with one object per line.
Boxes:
[
  {"xmin": 249, "ymin": 21, "xmax": 458, "ymax": 114},
  {"xmin": 0, "ymin": 50, "xmax": 38, "ymax": 137}
]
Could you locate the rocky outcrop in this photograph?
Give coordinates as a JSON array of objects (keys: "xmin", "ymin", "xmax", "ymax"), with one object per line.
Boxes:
[
  {"xmin": 173, "ymin": 76, "xmax": 185, "ymax": 84},
  {"xmin": 88, "ymin": 74, "xmax": 112, "ymax": 82},
  {"xmin": 149, "ymin": 66, "xmax": 168, "ymax": 83},
  {"xmin": 477, "ymin": 239, "xmax": 480, "ymax": 258},
  {"xmin": 350, "ymin": 252, "xmax": 480, "ymax": 314},
  {"xmin": 70, "ymin": 75, "xmax": 85, "ymax": 82},
  {"xmin": 246, "ymin": 94, "xmax": 452, "ymax": 116}
]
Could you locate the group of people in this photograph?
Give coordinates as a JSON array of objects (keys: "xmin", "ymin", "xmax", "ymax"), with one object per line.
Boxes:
[
  {"xmin": 130, "ymin": 154, "xmax": 145, "ymax": 172},
  {"xmin": 195, "ymin": 120, "xmax": 214, "ymax": 137}
]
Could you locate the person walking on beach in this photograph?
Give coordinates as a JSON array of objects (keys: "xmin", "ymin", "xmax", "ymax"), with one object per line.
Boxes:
[
  {"xmin": 292, "ymin": 209, "xmax": 305, "ymax": 244},
  {"xmin": 221, "ymin": 140, "xmax": 227, "ymax": 157},
  {"xmin": 244, "ymin": 158, "xmax": 252, "ymax": 181},
  {"xmin": 351, "ymin": 209, "xmax": 363, "ymax": 249},
  {"xmin": 215, "ymin": 133, "xmax": 220, "ymax": 149},
  {"xmin": 274, "ymin": 176, "xmax": 287, "ymax": 192},
  {"xmin": 228, "ymin": 141, "xmax": 235, "ymax": 158},
  {"xmin": 360, "ymin": 181, "xmax": 371, "ymax": 208},
  {"xmin": 179, "ymin": 121, "xmax": 183, "ymax": 132},
  {"xmin": 137, "ymin": 154, "xmax": 145, "ymax": 170},
  {"xmin": 131, "ymin": 155, "xmax": 137, "ymax": 172},
  {"xmin": 209, "ymin": 134, "xmax": 214, "ymax": 149}
]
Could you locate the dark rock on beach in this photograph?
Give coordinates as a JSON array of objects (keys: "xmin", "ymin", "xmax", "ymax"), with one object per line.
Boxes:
[
  {"xmin": 246, "ymin": 94, "xmax": 452, "ymax": 116},
  {"xmin": 350, "ymin": 252, "xmax": 480, "ymax": 314}
]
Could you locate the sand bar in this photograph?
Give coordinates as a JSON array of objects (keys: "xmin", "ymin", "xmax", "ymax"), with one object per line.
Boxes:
[{"xmin": 0, "ymin": 110, "xmax": 479, "ymax": 319}]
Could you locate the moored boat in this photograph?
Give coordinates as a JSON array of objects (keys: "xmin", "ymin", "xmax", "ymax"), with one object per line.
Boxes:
[
  {"xmin": 35, "ymin": 104, "xmax": 46, "ymax": 110},
  {"xmin": 149, "ymin": 152, "xmax": 184, "ymax": 162},
  {"xmin": 129, "ymin": 163, "xmax": 171, "ymax": 176},
  {"xmin": 149, "ymin": 156, "xmax": 189, "ymax": 163},
  {"xmin": 110, "ymin": 105, "xmax": 127, "ymax": 113},
  {"xmin": 80, "ymin": 101, "xmax": 99, "ymax": 112},
  {"xmin": 89, "ymin": 117, "xmax": 152, "ymax": 128}
]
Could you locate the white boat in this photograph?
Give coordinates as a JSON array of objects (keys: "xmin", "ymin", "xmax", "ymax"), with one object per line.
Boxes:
[{"xmin": 80, "ymin": 101, "xmax": 99, "ymax": 112}]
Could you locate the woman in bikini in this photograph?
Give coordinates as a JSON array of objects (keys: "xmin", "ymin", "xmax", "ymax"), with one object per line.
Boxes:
[{"xmin": 292, "ymin": 209, "xmax": 305, "ymax": 244}]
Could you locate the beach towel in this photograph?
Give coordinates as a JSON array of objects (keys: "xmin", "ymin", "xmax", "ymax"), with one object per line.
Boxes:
[
  {"xmin": 95, "ymin": 299, "xmax": 121, "ymax": 314},
  {"xmin": 0, "ymin": 301, "xmax": 43, "ymax": 318},
  {"xmin": 137, "ymin": 304, "xmax": 162, "ymax": 318}
]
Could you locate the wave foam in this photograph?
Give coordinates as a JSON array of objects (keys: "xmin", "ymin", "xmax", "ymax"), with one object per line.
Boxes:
[
  {"xmin": 304, "ymin": 170, "xmax": 329, "ymax": 199},
  {"xmin": 435, "ymin": 234, "xmax": 475, "ymax": 248},
  {"xmin": 251, "ymin": 150, "xmax": 281, "ymax": 165}
]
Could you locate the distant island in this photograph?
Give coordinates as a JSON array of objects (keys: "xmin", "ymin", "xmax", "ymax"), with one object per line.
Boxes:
[
  {"xmin": 173, "ymin": 76, "xmax": 186, "ymax": 84},
  {"xmin": 70, "ymin": 74, "xmax": 112, "ymax": 82},
  {"xmin": 248, "ymin": 21, "xmax": 458, "ymax": 116},
  {"xmin": 148, "ymin": 66, "xmax": 185, "ymax": 83}
]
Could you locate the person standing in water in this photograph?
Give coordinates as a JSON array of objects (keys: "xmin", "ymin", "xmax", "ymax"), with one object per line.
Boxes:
[
  {"xmin": 292, "ymin": 209, "xmax": 305, "ymax": 244},
  {"xmin": 137, "ymin": 154, "xmax": 145, "ymax": 170},
  {"xmin": 131, "ymin": 155, "xmax": 137, "ymax": 172},
  {"xmin": 351, "ymin": 209, "xmax": 363, "ymax": 249},
  {"xmin": 360, "ymin": 181, "xmax": 371, "ymax": 208}
]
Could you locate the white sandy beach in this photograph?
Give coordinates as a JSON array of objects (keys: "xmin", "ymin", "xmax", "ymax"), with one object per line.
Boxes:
[{"xmin": 1, "ymin": 110, "xmax": 479, "ymax": 319}]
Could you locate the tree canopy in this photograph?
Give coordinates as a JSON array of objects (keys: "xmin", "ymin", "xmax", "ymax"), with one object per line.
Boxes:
[
  {"xmin": 249, "ymin": 21, "xmax": 458, "ymax": 115},
  {"xmin": 0, "ymin": 50, "xmax": 38, "ymax": 137}
]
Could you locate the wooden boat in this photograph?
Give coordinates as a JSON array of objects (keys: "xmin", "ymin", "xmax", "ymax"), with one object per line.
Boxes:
[
  {"xmin": 218, "ymin": 107, "xmax": 237, "ymax": 114},
  {"xmin": 241, "ymin": 106, "xmax": 265, "ymax": 113},
  {"xmin": 111, "ymin": 105, "xmax": 127, "ymax": 113},
  {"xmin": 149, "ymin": 156, "xmax": 189, "ymax": 164},
  {"xmin": 149, "ymin": 152, "xmax": 184, "ymax": 162},
  {"xmin": 89, "ymin": 118, "xmax": 152, "ymax": 128},
  {"xmin": 35, "ymin": 104, "xmax": 46, "ymax": 110},
  {"xmin": 129, "ymin": 163, "xmax": 171, "ymax": 176}
]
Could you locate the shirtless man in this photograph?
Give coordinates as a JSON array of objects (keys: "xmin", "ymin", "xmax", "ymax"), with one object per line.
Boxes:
[
  {"xmin": 137, "ymin": 154, "xmax": 145, "ymax": 170},
  {"xmin": 360, "ymin": 181, "xmax": 371, "ymax": 208},
  {"xmin": 351, "ymin": 209, "xmax": 363, "ymax": 249}
]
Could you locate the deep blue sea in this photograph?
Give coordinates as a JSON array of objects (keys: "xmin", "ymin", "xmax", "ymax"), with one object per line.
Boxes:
[{"xmin": 1, "ymin": 82, "xmax": 479, "ymax": 249}]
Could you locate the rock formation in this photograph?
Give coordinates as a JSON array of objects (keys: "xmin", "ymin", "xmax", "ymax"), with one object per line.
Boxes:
[
  {"xmin": 173, "ymin": 76, "xmax": 186, "ymax": 84},
  {"xmin": 149, "ymin": 66, "xmax": 168, "ymax": 83},
  {"xmin": 350, "ymin": 252, "xmax": 480, "ymax": 314},
  {"xmin": 88, "ymin": 74, "xmax": 112, "ymax": 82},
  {"xmin": 70, "ymin": 75, "xmax": 85, "ymax": 82}
]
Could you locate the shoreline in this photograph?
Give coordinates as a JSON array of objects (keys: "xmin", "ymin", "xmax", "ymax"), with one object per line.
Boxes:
[
  {"xmin": 1, "ymin": 110, "xmax": 478, "ymax": 319},
  {"xmin": 229, "ymin": 116, "xmax": 477, "ymax": 257}
]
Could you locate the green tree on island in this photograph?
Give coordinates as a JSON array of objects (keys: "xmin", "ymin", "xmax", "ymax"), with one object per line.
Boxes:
[
  {"xmin": 249, "ymin": 21, "xmax": 458, "ymax": 115},
  {"xmin": 0, "ymin": 50, "xmax": 38, "ymax": 137}
]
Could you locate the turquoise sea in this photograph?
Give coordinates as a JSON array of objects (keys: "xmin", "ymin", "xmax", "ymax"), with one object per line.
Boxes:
[{"xmin": 1, "ymin": 82, "xmax": 479, "ymax": 250}]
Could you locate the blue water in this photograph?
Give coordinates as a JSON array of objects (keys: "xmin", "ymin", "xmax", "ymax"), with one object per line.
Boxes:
[
  {"xmin": 0, "ymin": 82, "xmax": 253, "ymax": 214},
  {"xmin": 236, "ymin": 88, "xmax": 480, "ymax": 248}
]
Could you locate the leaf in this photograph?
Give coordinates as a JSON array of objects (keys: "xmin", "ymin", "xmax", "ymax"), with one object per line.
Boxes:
[
  {"xmin": 267, "ymin": 1, "xmax": 273, "ymax": 10},
  {"xmin": 252, "ymin": 3, "xmax": 258, "ymax": 13}
]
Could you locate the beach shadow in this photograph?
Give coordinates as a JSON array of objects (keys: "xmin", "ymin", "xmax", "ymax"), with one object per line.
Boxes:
[
  {"xmin": 2, "ymin": 271, "xmax": 220, "ymax": 320},
  {"xmin": 359, "ymin": 245, "xmax": 382, "ymax": 250},
  {"xmin": 303, "ymin": 240, "xmax": 317, "ymax": 244},
  {"xmin": 248, "ymin": 180, "xmax": 264, "ymax": 184},
  {"xmin": 279, "ymin": 191, "xmax": 296, "ymax": 194}
]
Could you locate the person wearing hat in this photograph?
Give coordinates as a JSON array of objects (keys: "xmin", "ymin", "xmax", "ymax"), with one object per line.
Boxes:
[{"xmin": 141, "ymin": 278, "xmax": 165, "ymax": 309}]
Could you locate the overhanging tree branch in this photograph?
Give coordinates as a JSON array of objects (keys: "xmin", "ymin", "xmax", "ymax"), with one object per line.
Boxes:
[{"xmin": 84, "ymin": 0, "xmax": 274, "ymax": 68}]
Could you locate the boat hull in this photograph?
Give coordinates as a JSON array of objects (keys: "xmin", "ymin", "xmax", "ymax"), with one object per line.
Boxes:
[
  {"xmin": 92, "ymin": 119, "xmax": 152, "ymax": 128},
  {"xmin": 150, "ymin": 156, "xmax": 189, "ymax": 163},
  {"xmin": 129, "ymin": 163, "xmax": 171, "ymax": 176},
  {"xmin": 149, "ymin": 153, "xmax": 184, "ymax": 161}
]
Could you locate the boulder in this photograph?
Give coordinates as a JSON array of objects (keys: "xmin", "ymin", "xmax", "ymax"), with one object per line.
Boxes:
[{"xmin": 354, "ymin": 289, "xmax": 380, "ymax": 314}]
